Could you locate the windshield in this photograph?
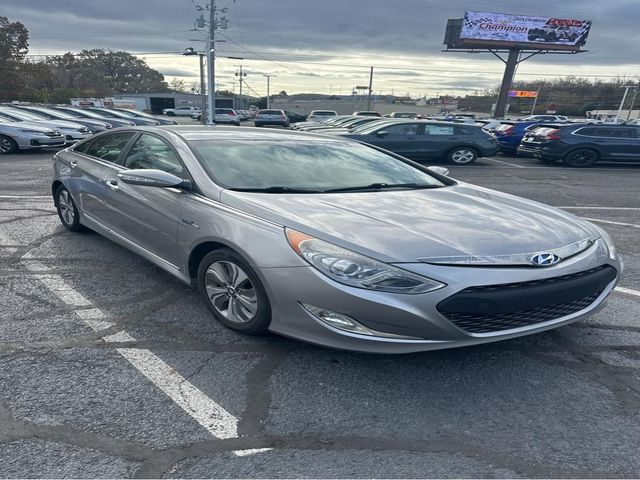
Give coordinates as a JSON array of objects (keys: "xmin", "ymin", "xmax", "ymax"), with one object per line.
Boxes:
[
  {"xmin": 191, "ymin": 140, "xmax": 447, "ymax": 192},
  {"xmin": 31, "ymin": 107, "xmax": 76, "ymax": 120},
  {"xmin": 0, "ymin": 108, "xmax": 45, "ymax": 121},
  {"xmin": 65, "ymin": 109, "xmax": 105, "ymax": 119},
  {"xmin": 352, "ymin": 120, "xmax": 407, "ymax": 135}
]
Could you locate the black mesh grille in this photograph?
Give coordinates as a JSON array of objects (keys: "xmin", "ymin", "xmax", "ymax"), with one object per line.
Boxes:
[
  {"xmin": 444, "ymin": 293, "xmax": 600, "ymax": 333},
  {"xmin": 437, "ymin": 265, "xmax": 616, "ymax": 334}
]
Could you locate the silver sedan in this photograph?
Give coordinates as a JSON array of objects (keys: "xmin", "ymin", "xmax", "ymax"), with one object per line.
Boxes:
[{"xmin": 51, "ymin": 126, "xmax": 622, "ymax": 353}]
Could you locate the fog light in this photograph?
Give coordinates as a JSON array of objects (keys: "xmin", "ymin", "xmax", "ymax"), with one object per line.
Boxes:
[{"xmin": 302, "ymin": 304, "xmax": 374, "ymax": 335}]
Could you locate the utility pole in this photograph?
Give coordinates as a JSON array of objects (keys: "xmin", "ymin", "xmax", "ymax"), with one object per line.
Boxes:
[
  {"xmin": 263, "ymin": 74, "xmax": 273, "ymax": 109},
  {"xmin": 194, "ymin": 1, "xmax": 229, "ymax": 124},
  {"xmin": 616, "ymin": 85, "xmax": 635, "ymax": 122},
  {"xmin": 235, "ymin": 65, "xmax": 247, "ymax": 109},
  {"xmin": 626, "ymin": 86, "xmax": 638, "ymax": 121},
  {"xmin": 367, "ymin": 66, "xmax": 374, "ymax": 111}
]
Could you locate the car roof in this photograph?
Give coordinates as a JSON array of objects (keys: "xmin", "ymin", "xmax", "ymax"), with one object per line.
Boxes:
[{"xmin": 143, "ymin": 125, "xmax": 358, "ymax": 143}]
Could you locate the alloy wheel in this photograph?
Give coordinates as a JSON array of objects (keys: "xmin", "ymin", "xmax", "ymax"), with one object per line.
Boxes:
[
  {"xmin": 58, "ymin": 190, "xmax": 75, "ymax": 225},
  {"xmin": 451, "ymin": 149, "xmax": 476, "ymax": 164},
  {"xmin": 204, "ymin": 260, "xmax": 258, "ymax": 324},
  {"xmin": 0, "ymin": 137, "xmax": 13, "ymax": 153}
]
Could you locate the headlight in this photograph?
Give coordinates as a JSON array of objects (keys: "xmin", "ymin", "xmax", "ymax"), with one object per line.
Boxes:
[
  {"xmin": 285, "ymin": 229, "xmax": 445, "ymax": 294},
  {"xmin": 592, "ymin": 224, "xmax": 616, "ymax": 260}
]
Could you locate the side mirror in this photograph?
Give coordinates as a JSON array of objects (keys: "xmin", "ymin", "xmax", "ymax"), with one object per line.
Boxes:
[
  {"xmin": 376, "ymin": 130, "xmax": 389, "ymax": 137},
  {"xmin": 427, "ymin": 166, "xmax": 449, "ymax": 176},
  {"xmin": 118, "ymin": 169, "xmax": 191, "ymax": 189}
]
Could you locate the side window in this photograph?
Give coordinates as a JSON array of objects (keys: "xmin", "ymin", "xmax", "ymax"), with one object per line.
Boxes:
[
  {"xmin": 595, "ymin": 128, "xmax": 635, "ymax": 138},
  {"xmin": 73, "ymin": 139, "xmax": 94, "ymax": 154},
  {"xmin": 454, "ymin": 126, "xmax": 474, "ymax": 135},
  {"xmin": 425, "ymin": 125, "xmax": 455, "ymax": 135},
  {"xmin": 123, "ymin": 134, "xmax": 186, "ymax": 176},
  {"xmin": 381, "ymin": 124, "xmax": 418, "ymax": 135},
  {"xmin": 84, "ymin": 132, "xmax": 135, "ymax": 162}
]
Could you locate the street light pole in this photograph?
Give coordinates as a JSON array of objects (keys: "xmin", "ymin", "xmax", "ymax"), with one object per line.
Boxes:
[
  {"xmin": 626, "ymin": 86, "xmax": 638, "ymax": 122},
  {"xmin": 206, "ymin": 1, "xmax": 216, "ymax": 125},
  {"xmin": 183, "ymin": 47, "xmax": 206, "ymax": 125},
  {"xmin": 263, "ymin": 74, "xmax": 273, "ymax": 109}
]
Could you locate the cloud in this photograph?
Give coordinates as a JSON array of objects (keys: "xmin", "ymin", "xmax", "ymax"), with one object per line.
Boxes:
[{"xmin": 3, "ymin": 0, "xmax": 638, "ymax": 95}]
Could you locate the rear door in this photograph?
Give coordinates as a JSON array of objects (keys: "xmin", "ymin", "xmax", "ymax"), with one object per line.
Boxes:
[
  {"xmin": 589, "ymin": 127, "xmax": 639, "ymax": 161},
  {"xmin": 420, "ymin": 123, "xmax": 457, "ymax": 158},
  {"xmin": 100, "ymin": 132, "xmax": 191, "ymax": 266}
]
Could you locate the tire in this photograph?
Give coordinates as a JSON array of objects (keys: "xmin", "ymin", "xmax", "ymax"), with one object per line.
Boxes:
[
  {"xmin": 55, "ymin": 185, "xmax": 88, "ymax": 232},
  {"xmin": 254, "ymin": 122, "xmax": 263, "ymax": 127},
  {"xmin": 197, "ymin": 249, "xmax": 272, "ymax": 334},
  {"xmin": 447, "ymin": 147, "xmax": 478, "ymax": 165},
  {"xmin": 563, "ymin": 148, "xmax": 598, "ymax": 168},
  {"xmin": 166, "ymin": 111, "xmax": 175, "ymax": 117},
  {"xmin": 0, "ymin": 135, "xmax": 18, "ymax": 155},
  {"xmin": 234, "ymin": 122, "xmax": 241, "ymax": 127}
]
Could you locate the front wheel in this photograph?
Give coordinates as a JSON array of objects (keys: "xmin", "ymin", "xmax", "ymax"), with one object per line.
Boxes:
[
  {"xmin": 198, "ymin": 249, "xmax": 272, "ymax": 334},
  {"xmin": 563, "ymin": 148, "xmax": 598, "ymax": 167},
  {"xmin": 447, "ymin": 147, "xmax": 478, "ymax": 165},
  {"xmin": 55, "ymin": 186, "xmax": 88, "ymax": 232},
  {"xmin": 166, "ymin": 111, "xmax": 175, "ymax": 117},
  {"xmin": 254, "ymin": 123, "xmax": 263, "ymax": 127},
  {"xmin": 0, "ymin": 135, "xmax": 18, "ymax": 154}
]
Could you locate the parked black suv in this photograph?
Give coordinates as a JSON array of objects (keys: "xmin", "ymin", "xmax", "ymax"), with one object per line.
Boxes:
[{"xmin": 518, "ymin": 124, "xmax": 640, "ymax": 167}]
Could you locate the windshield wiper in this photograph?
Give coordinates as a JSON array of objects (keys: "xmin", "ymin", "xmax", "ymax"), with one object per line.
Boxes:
[
  {"xmin": 323, "ymin": 182, "xmax": 443, "ymax": 193},
  {"xmin": 231, "ymin": 186, "xmax": 324, "ymax": 193}
]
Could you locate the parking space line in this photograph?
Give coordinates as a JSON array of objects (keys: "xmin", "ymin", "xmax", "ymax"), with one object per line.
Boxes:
[
  {"xmin": 484, "ymin": 158, "xmax": 526, "ymax": 168},
  {"xmin": 0, "ymin": 231, "xmax": 240, "ymax": 440},
  {"xmin": 616, "ymin": 287, "xmax": 640, "ymax": 298},
  {"xmin": 558, "ymin": 206, "xmax": 640, "ymax": 211},
  {"xmin": 0, "ymin": 195, "xmax": 51, "ymax": 199},
  {"xmin": 581, "ymin": 218, "xmax": 640, "ymax": 229}
]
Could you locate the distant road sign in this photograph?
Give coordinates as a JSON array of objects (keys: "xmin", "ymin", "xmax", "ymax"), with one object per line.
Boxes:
[{"xmin": 509, "ymin": 90, "xmax": 538, "ymax": 98}]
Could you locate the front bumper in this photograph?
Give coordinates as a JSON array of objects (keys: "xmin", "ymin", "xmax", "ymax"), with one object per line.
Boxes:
[
  {"xmin": 18, "ymin": 134, "xmax": 66, "ymax": 149},
  {"xmin": 259, "ymin": 242, "xmax": 621, "ymax": 353}
]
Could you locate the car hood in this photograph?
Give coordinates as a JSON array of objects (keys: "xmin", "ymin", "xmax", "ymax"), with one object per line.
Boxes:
[
  {"xmin": 221, "ymin": 184, "xmax": 598, "ymax": 263},
  {"xmin": 27, "ymin": 119, "xmax": 86, "ymax": 130},
  {"xmin": 0, "ymin": 121, "xmax": 55, "ymax": 134}
]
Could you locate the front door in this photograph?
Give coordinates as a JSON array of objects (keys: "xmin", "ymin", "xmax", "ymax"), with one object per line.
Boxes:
[{"xmin": 101, "ymin": 133, "xmax": 192, "ymax": 267}]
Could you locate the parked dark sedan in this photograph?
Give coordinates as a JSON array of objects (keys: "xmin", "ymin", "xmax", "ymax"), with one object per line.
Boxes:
[
  {"xmin": 518, "ymin": 124, "xmax": 640, "ymax": 167},
  {"xmin": 340, "ymin": 120, "xmax": 497, "ymax": 164}
]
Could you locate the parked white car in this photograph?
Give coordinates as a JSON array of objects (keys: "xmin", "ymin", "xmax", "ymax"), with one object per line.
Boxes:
[
  {"xmin": 307, "ymin": 110, "xmax": 338, "ymax": 122},
  {"xmin": 162, "ymin": 106, "xmax": 202, "ymax": 117}
]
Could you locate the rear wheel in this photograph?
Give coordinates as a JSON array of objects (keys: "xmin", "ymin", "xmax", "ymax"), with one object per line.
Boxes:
[
  {"xmin": 198, "ymin": 249, "xmax": 272, "ymax": 334},
  {"xmin": 447, "ymin": 147, "xmax": 478, "ymax": 165},
  {"xmin": 563, "ymin": 148, "xmax": 598, "ymax": 167},
  {"xmin": 0, "ymin": 135, "xmax": 18, "ymax": 155},
  {"xmin": 254, "ymin": 122, "xmax": 263, "ymax": 127},
  {"xmin": 166, "ymin": 111, "xmax": 175, "ymax": 117},
  {"xmin": 55, "ymin": 185, "xmax": 88, "ymax": 232}
]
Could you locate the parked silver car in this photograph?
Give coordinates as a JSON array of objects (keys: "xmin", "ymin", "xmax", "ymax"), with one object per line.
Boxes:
[
  {"xmin": 0, "ymin": 107, "xmax": 91, "ymax": 144},
  {"xmin": 0, "ymin": 116, "xmax": 65, "ymax": 154},
  {"xmin": 51, "ymin": 126, "xmax": 621, "ymax": 353}
]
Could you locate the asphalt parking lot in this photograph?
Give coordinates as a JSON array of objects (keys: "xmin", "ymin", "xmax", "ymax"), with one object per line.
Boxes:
[{"xmin": 1, "ymin": 148, "xmax": 639, "ymax": 478}]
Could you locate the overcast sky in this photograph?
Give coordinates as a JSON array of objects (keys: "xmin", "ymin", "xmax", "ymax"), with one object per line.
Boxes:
[{"xmin": 6, "ymin": 0, "xmax": 640, "ymax": 97}]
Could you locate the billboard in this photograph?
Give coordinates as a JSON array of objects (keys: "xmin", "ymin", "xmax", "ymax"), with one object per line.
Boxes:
[
  {"xmin": 509, "ymin": 90, "xmax": 538, "ymax": 98},
  {"xmin": 459, "ymin": 12, "xmax": 591, "ymax": 50}
]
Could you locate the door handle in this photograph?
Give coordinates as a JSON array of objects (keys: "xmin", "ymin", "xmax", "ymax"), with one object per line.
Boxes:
[
  {"xmin": 105, "ymin": 180, "xmax": 119, "ymax": 190},
  {"xmin": 69, "ymin": 161, "xmax": 77, "ymax": 168}
]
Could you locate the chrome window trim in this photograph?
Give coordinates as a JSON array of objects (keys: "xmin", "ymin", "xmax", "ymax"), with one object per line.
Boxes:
[
  {"xmin": 418, "ymin": 235, "xmax": 599, "ymax": 267},
  {"xmin": 571, "ymin": 127, "xmax": 639, "ymax": 140}
]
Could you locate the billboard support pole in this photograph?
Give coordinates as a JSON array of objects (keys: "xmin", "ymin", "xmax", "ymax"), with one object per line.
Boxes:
[
  {"xmin": 494, "ymin": 49, "xmax": 519, "ymax": 119},
  {"xmin": 530, "ymin": 87, "xmax": 541, "ymax": 115}
]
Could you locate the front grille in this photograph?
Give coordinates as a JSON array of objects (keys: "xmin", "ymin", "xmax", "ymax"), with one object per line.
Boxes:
[
  {"xmin": 444, "ymin": 293, "xmax": 599, "ymax": 333},
  {"xmin": 437, "ymin": 265, "xmax": 616, "ymax": 334}
]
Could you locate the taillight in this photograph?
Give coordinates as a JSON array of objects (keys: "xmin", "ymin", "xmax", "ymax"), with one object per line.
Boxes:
[
  {"xmin": 229, "ymin": 111, "xmax": 236, "ymax": 116},
  {"xmin": 543, "ymin": 129, "xmax": 560, "ymax": 141}
]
